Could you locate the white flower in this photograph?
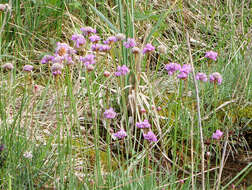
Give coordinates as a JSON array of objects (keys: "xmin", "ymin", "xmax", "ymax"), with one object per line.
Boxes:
[{"xmin": 23, "ymin": 151, "xmax": 33, "ymax": 159}]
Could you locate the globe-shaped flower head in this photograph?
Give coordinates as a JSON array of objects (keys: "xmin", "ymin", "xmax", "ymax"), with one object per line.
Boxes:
[
  {"xmin": 209, "ymin": 72, "xmax": 222, "ymax": 85},
  {"xmin": 205, "ymin": 51, "xmax": 218, "ymax": 61}
]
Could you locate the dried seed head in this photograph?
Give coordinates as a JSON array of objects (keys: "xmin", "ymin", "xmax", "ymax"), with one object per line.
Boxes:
[
  {"xmin": 2, "ymin": 63, "xmax": 14, "ymax": 70},
  {"xmin": 115, "ymin": 33, "xmax": 126, "ymax": 41},
  {"xmin": 86, "ymin": 64, "xmax": 94, "ymax": 72},
  {"xmin": 132, "ymin": 47, "xmax": 141, "ymax": 54},
  {"xmin": 158, "ymin": 45, "xmax": 167, "ymax": 54}
]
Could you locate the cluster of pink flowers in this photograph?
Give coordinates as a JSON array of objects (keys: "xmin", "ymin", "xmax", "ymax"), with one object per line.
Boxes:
[
  {"xmin": 165, "ymin": 51, "xmax": 223, "ymax": 84},
  {"xmin": 81, "ymin": 26, "xmax": 96, "ymax": 36},
  {"xmin": 136, "ymin": 119, "xmax": 151, "ymax": 128},
  {"xmin": 104, "ymin": 108, "xmax": 117, "ymax": 119},
  {"xmin": 114, "ymin": 65, "xmax": 130, "ymax": 76},
  {"xmin": 123, "ymin": 38, "xmax": 136, "ymax": 48},
  {"xmin": 113, "ymin": 129, "xmax": 127, "ymax": 139},
  {"xmin": 103, "ymin": 108, "xmax": 127, "ymax": 140},
  {"xmin": 103, "ymin": 36, "xmax": 117, "ymax": 45},
  {"xmin": 136, "ymin": 119, "xmax": 157, "ymax": 142},
  {"xmin": 142, "ymin": 43, "xmax": 155, "ymax": 54},
  {"xmin": 209, "ymin": 72, "xmax": 223, "ymax": 85},
  {"xmin": 89, "ymin": 35, "xmax": 100, "ymax": 43},
  {"xmin": 212, "ymin": 130, "xmax": 223, "ymax": 140},
  {"xmin": 205, "ymin": 51, "xmax": 218, "ymax": 61},
  {"xmin": 178, "ymin": 64, "xmax": 192, "ymax": 79},
  {"xmin": 79, "ymin": 54, "xmax": 96, "ymax": 66},
  {"xmin": 165, "ymin": 63, "xmax": 181, "ymax": 75},
  {"xmin": 71, "ymin": 34, "xmax": 86, "ymax": 48},
  {"xmin": 165, "ymin": 63, "xmax": 192, "ymax": 79},
  {"xmin": 143, "ymin": 131, "xmax": 157, "ymax": 142}
]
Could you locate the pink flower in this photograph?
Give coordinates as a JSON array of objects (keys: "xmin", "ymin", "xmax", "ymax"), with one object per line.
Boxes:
[
  {"xmin": 177, "ymin": 72, "xmax": 188, "ymax": 79},
  {"xmin": 136, "ymin": 119, "xmax": 151, "ymax": 129},
  {"xmin": 177, "ymin": 64, "xmax": 192, "ymax": 80},
  {"xmin": 81, "ymin": 27, "xmax": 96, "ymax": 36},
  {"xmin": 205, "ymin": 51, "xmax": 218, "ymax": 61},
  {"xmin": 104, "ymin": 108, "xmax": 116, "ymax": 119},
  {"xmin": 79, "ymin": 54, "xmax": 96, "ymax": 66},
  {"xmin": 196, "ymin": 72, "xmax": 208, "ymax": 82},
  {"xmin": 89, "ymin": 35, "xmax": 100, "ymax": 43},
  {"xmin": 165, "ymin": 63, "xmax": 181, "ymax": 75},
  {"xmin": 51, "ymin": 63, "xmax": 63, "ymax": 76},
  {"xmin": 113, "ymin": 129, "xmax": 127, "ymax": 139},
  {"xmin": 91, "ymin": 43, "xmax": 102, "ymax": 51},
  {"xmin": 23, "ymin": 65, "xmax": 33, "ymax": 72},
  {"xmin": 209, "ymin": 72, "xmax": 222, "ymax": 85},
  {"xmin": 143, "ymin": 131, "xmax": 157, "ymax": 142},
  {"xmin": 143, "ymin": 43, "xmax": 155, "ymax": 54},
  {"xmin": 99, "ymin": 44, "xmax": 111, "ymax": 52},
  {"xmin": 212, "ymin": 130, "xmax": 223, "ymax": 140},
  {"xmin": 103, "ymin": 36, "xmax": 117, "ymax": 44},
  {"xmin": 55, "ymin": 42, "xmax": 76, "ymax": 56},
  {"xmin": 123, "ymin": 38, "xmax": 136, "ymax": 48},
  {"xmin": 71, "ymin": 34, "xmax": 86, "ymax": 48},
  {"xmin": 180, "ymin": 64, "xmax": 192, "ymax": 74},
  {"xmin": 114, "ymin": 65, "xmax": 129, "ymax": 76},
  {"xmin": 41, "ymin": 55, "xmax": 54, "ymax": 64}
]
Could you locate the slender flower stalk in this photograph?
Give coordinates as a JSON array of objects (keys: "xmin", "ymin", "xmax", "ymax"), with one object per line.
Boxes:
[{"xmin": 186, "ymin": 31, "xmax": 204, "ymax": 190}]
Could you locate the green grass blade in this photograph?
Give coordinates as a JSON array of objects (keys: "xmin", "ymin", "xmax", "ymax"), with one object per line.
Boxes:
[
  {"xmin": 146, "ymin": 0, "xmax": 178, "ymax": 42},
  {"xmin": 89, "ymin": 3, "xmax": 119, "ymax": 33}
]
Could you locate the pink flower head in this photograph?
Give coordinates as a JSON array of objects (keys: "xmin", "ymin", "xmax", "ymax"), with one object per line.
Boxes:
[
  {"xmin": 196, "ymin": 72, "xmax": 208, "ymax": 82},
  {"xmin": 143, "ymin": 43, "xmax": 155, "ymax": 54},
  {"xmin": 80, "ymin": 26, "xmax": 96, "ymax": 36},
  {"xmin": 99, "ymin": 44, "xmax": 111, "ymax": 52},
  {"xmin": 113, "ymin": 129, "xmax": 127, "ymax": 139},
  {"xmin": 41, "ymin": 55, "xmax": 54, "ymax": 64},
  {"xmin": 177, "ymin": 64, "xmax": 192, "ymax": 80},
  {"xmin": 89, "ymin": 35, "xmax": 100, "ymax": 43},
  {"xmin": 80, "ymin": 54, "xmax": 96, "ymax": 66},
  {"xmin": 55, "ymin": 42, "xmax": 76, "ymax": 56},
  {"xmin": 212, "ymin": 130, "xmax": 223, "ymax": 140},
  {"xmin": 91, "ymin": 43, "xmax": 102, "ymax": 51},
  {"xmin": 71, "ymin": 34, "xmax": 86, "ymax": 48},
  {"xmin": 209, "ymin": 72, "xmax": 222, "ymax": 85},
  {"xmin": 123, "ymin": 38, "xmax": 136, "ymax": 48},
  {"xmin": 52, "ymin": 55, "xmax": 64, "ymax": 64},
  {"xmin": 165, "ymin": 63, "xmax": 181, "ymax": 75},
  {"xmin": 205, "ymin": 51, "xmax": 218, "ymax": 61},
  {"xmin": 23, "ymin": 65, "xmax": 33, "ymax": 72},
  {"xmin": 103, "ymin": 36, "xmax": 117, "ymax": 44},
  {"xmin": 180, "ymin": 64, "xmax": 192, "ymax": 74},
  {"xmin": 64, "ymin": 55, "xmax": 74, "ymax": 65},
  {"xmin": 114, "ymin": 65, "xmax": 129, "ymax": 76},
  {"xmin": 136, "ymin": 119, "xmax": 151, "ymax": 129},
  {"xmin": 177, "ymin": 72, "xmax": 189, "ymax": 79},
  {"xmin": 143, "ymin": 131, "xmax": 157, "ymax": 142},
  {"xmin": 104, "ymin": 108, "xmax": 116, "ymax": 119},
  {"xmin": 51, "ymin": 63, "xmax": 63, "ymax": 76}
]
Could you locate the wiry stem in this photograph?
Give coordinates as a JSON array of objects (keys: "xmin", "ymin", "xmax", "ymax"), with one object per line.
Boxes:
[{"xmin": 186, "ymin": 31, "xmax": 205, "ymax": 190}]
